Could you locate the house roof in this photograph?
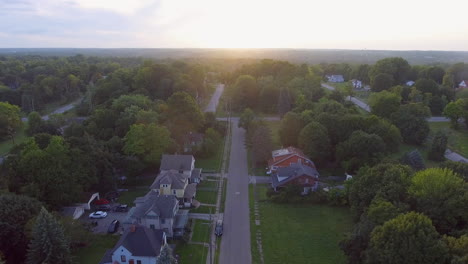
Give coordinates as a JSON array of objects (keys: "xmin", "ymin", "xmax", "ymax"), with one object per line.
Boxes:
[
  {"xmin": 271, "ymin": 147, "xmax": 305, "ymax": 158},
  {"xmin": 184, "ymin": 183, "xmax": 197, "ymax": 198},
  {"xmin": 132, "ymin": 193, "xmax": 178, "ymax": 219},
  {"xmin": 112, "ymin": 226, "xmax": 164, "ymax": 257},
  {"xmin": 185, "ymin": 132, "xmax": 204, "ymax": 143},
  {"xmin": 150, "ymin": 170, "xmax": 187, "ymax": 189},
  {"xmin": 271, "ymin": 163, "xmax": 320, "ymax": 188},
  {"xmin": 160, "ymin": 154, "xmax": 194, "ymax": 171},
  {"xmin": 191, "ymin": 168, "xmax": 202, "ymax": 180},
  {"xmin": 460, "ymin": 80, "xmax": 468, "ymax": 86}
]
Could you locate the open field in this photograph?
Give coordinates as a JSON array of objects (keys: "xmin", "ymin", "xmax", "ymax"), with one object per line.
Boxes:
[{"xmin": 250, "ymin": 185, "xmax": 353, "ymax": 264}]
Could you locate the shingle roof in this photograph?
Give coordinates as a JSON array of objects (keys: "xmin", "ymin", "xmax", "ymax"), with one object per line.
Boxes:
[
  {"xmin": 132, "ymin": 193, "xmax": 178, "ymax": 219},
  {"xmin": 112, "ymin": 226, "xmax": 164, "ymax": 257},
  {"xmin": 271, "ymin": 163, "xmax": 320, "ymax": 188},
  {"xmin": 150, "ymin": 170, "xmax": 187, "ymax": 189},
  {"xmin": 184, "ymin": 183, "xmax": 197, "ymax": 198},
  {"xmin": 190, "ymin": 168, "xmax": 202, "ymax": 180},
  {"xmin": 160, "ymin": 154, "xmax": 194, "ymax": 171}
]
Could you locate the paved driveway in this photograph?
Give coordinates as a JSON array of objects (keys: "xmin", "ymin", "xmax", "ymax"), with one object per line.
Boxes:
[
  {"xmin": 82, "ymin": 210, "xmax": 128, "ymax": 234},
  {"xmin": 219, "ymin": 118, "xmax": 252, "ymax": 264}
]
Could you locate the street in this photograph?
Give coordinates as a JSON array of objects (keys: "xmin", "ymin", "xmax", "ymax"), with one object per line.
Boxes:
[
  {"xmin": 205, "ymin": 84, "xmax": 225, "ymax": 112},
  {"xmin": 219, "ymin": 118, "xmax": 252, "ymax": 264}
]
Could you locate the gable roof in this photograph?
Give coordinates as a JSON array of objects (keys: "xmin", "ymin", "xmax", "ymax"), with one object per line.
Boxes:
[
  {"xmin": 160, "ymin": 154, "xmax": 194, "ymax": 171},
  {"xmin": 150, "ymin": 170, "xmax": 187, "ymax": 189},
  {"xmin": 271, "ymin": 163, "xmax": 320, "ymax": 188},
  {"xmin": 190, "ymin": 168, "xmax": 202, "ymax": 180},
  {"xmin": 460, "ymin": 80, "xmax": 468, "ymax": 87},
  {"xmin": 132, "ymin": 193, "xmax": 178, "ymax": 219},
  {"xmin": 113, "ymin": 226, "xmax": 164, "ymax": 257}
]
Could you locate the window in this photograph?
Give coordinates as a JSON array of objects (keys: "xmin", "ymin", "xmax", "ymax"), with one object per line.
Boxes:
[
  {"xmin": 121, "ymin": 255, "xmax": 126, "ymax": 262},
  {"xmin": 161, "ymin": 218, "xmax": 166, "ymax": 224},
  {"xmin": 150, "ymin": 224, "xmax": 155, "ymax": 229}
]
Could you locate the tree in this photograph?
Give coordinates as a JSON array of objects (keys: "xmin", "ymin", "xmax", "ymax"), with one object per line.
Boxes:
[
  {"xmin": 0, "ymin": 194, "xmax": 42, "ymax": 264},
  {"xmin": 409, "ymin": 168, "xmax": 468, "ymax": 233},
  {"xmin": 26, "ymin": 208, "xmax": 72, "ymax": 264},
  {"xmin": 238, "ymin": 108, "xmax": 255, "ymax": 130},
  {"xmin": 364, "ymin": 116, "xmax": 402, "ymax": 152},
  {"xmin": 165, "ymin": 92, "xmax": 204, "ymax": 143},
  {"xmin": 298, "ymin": 122, "xmax": 332, "ymax": 165},
  {"xmin": 367, "ymin": 198, "xmax": 402, "ymax": 226},
  {"xmin": 391, "ymin": 105, "xmax": 430, "ymax": 145},
  {"xmin": 26, "ymin": 111, "xmax": 43, "ymax": 136},
  {"xmin": 336, "ymin": 131, "xmax": 386, "ymax": 172},
  {"xmin": 414, "ymin": 78, "xmax": 440, "ymax": 95},
  {"xmin": 231, "ymin": 75, "xmax": 259, "ymax": 110},
  {"xmin": 366, "ymin": 212, "xmax": 448, "ymax": 264},
  {"xmin": 0, "ymin": 102, "xmax": 21, "ymax": 143},
  {"xmin": 444, "ymin": 235, "xmax": 468, "ymax": 264},
  {"xmin": 443, "ymin": 101, "xmax": 463, "ymax": 129},
  {"xmin": 369, "ymin": 57, "xmax": 411, "ymax": 85},
  {"xmin": 201, "ymin": 128, "xmax": 221, "ymax": 157},
  {"xmin": 156, "ymin": 244, "xmax": 177, "ymax": 264},
  {"xmin": 440, "ymin": 160, "xmax": 468, "ymax": 181},
  {"xmin": 124, "ymin": 123, "xmax": 172, "ymax": 166},
  {"xmin": 250, "ymin": 124, "xmax": 274, "ymax": 166},
  {"xmin": 371, "ymin": 73, "xmax": 394, "ymax": 92},
  {"xmin": 278, "ymin": 112, "xmax": 304, "ymax": 147},
  {"xmin": 369, "ymin": 91, "xmax": 401, "ymax": 119},
  {"xmin": 428, "ymin": 130, "xmax": 448, "ymax": 161}
]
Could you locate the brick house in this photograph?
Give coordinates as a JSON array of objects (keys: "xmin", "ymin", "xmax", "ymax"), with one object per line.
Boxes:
[
  {"xmin": 268, "ymin": 147, "xmax": 316, "ymax": 173},
  {"xmin": 271, "ymin": 163, "xmax": 320, "ymax": 194}
]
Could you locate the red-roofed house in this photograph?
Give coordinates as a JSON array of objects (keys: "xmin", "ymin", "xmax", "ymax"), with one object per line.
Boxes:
[
  {"xmin": 267, "ymin": 147, "xmax": 316, "ymax": 173},
  {"xmin": 459, "ymin": 80, "xmax": 468, "ymax": 89}
]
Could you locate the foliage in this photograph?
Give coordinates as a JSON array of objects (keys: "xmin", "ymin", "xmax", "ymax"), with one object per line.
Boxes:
[
  {"xmin": 409, "ymin": 168, "xmax": 468, "ymax": 233},
  {"xmin": 444, "ymin": 235, "xmax": 468, "ymax": 264},
  {"xmin": 443, "ymin": 101, "xmax": 463, "ymax": 129},
  {"xmin": 401, "ymin": 150, "xmax": 426, "ymax": 170},
  {"xmin": 369, "ymin": 57, "xmax": 411, "ymax": 85},
  {"xmin": 278, "ymin": 112, "xmax": 303, "ymax": 147},
  {"xmin": 0, "ymin": 193, "xmax": 42, "ymax": 264},
  {"xmin": 440, "ymin": 161, "xmax": 468, "ymax": 180},
  {"xmin": 238, "ymin": 108, "xmax": 255, "ymax": 130},
  {"xmin": 367, "ymin": 198, "xmax": 402, "ymax": 225},
  {"xmin": 370, "ymin": 73, "xmax": 394, "ymax": 92},
  {"xmin": 0, "ymin": 102, "xmax": 21, "ymax": 142},
  {"xmin": 366, "ymin": 212, "xmax": 448, "ymax": 264},
  {"xmin": 249, "ymin": 122, "xmax": 274, "ymax": 166},
  {"xmin": 428, "ymin": 130, "xmax": 448, "ymax": 161},
  {"xmin": 26, "ymin": 208, "xmax": 72, "ymax": 264},
  {"xmin": 156, "ymin": 244, "xmax": 177, "ymax": 264},
  {"xmin": 231, "ymin": 75, "xmax": 259, "ymax": 111},
  {"xmin": 123, "ymin": 123, "xmax": 172, "ymax": 166},
  {"xmin": 391, "ymin": 105, "xmax": 430, "ymax": 145},
  {"xmin": 298, "ymin": 122, "xmax": 332, "ymax": 165},
  {"xmin": 368, "ymin": 91, "xmax": 401, "ymax": 119}
]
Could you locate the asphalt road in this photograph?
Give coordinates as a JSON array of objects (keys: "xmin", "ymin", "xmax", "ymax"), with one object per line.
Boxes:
[
  {"xmin": 205, "ymin": 84, "xmax": 225, "ymax": 112},
  {"xmin": 219, "ymin": 118, "xmax": 252, "ymax": 264},
  {"xmin": 21, "ymin": 98, "xmax": 82, "ymax": 122}
]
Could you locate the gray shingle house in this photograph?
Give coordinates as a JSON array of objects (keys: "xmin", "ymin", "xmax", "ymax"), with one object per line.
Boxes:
[{"xmin": 160, "ymin": 154, "xmax": 202, "ymax": 183}]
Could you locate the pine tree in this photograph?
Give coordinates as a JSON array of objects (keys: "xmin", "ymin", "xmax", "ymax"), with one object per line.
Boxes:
[
  {"xmin": 156, "ymin": 244, "xmax": 177, "ymax": 264},
  {"xmin": 26, "ymin": 208, "xmax": 72, "ymax": 264}
]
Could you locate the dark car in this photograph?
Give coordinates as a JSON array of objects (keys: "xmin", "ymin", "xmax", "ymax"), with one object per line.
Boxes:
[
  {"xmin": 97, "ymin": 204, "xmax": 111, "ymax": 211},
  {"xmin": 107, "ymin": 220, "xmax": 120, "ymax": 233},
  {"xmin": 215, "ymin": 220, "xmax": 223, "ymax": 236},
  {"xmin": 115, "ymin": 204, "xmax": 128, "ymax": 212}
]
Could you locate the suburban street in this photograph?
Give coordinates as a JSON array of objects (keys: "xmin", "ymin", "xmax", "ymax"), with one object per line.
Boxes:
[
  {"xmin": 21, "ymin": 98, "xmax": 82, "ymax": 122},
  {"xmin": 205, "ymin": 84, "xmax": 225, "ymax": 112},
  {"xmin": 219, "ymin": 117, "xmax": 252, "ymax": 264}
]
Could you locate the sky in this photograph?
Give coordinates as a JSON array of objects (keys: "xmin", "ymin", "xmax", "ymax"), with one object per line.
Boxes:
[{"xmin": 1, "ymin": 0, "xmax": 468, "ymax": 50}]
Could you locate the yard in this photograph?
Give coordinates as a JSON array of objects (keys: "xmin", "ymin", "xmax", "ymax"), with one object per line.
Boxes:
[
  {"xmin": 117, "ymin": 188, "xmax": 148, "ymax": 205},
  {"xmin": 429, "ymin": 122, "xmax": 468, "ymax": 157},
  {"xmin": 174, "ymin": 242, "xmax": 208, "ymax": 264},
  {"xmin": 250, "ymin": 184, "xmax": 353, "ymax": 264},
  {"xmin": 191, "ymin": 219, "xmax": 211, "ymax": 243},
  {"xmin": 73, "ymin": 234, "xmax": 119, "ymax": 264},
  {"xmin": 195, "ymin": 122, "xmax": 227, "ymax": 172}
]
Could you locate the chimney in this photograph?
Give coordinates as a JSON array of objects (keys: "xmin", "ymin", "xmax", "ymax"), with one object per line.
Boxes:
[{"xmin": 130, "ymin": 225, "xmax": 136, "ymax": 232}]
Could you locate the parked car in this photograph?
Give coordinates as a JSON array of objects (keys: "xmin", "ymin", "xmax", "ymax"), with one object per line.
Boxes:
[
  {"xmin": 215, "ymin": 220, "xmax": 223, "ymax": 236},
  {"xmin": 89, "ymin": 211, "xmax": 108, "ymax": 219},
  {"xmin": 115, "ymin": 204, "xmax": 128, "ymax": 212},
  {"xmin": 97, "ymin": 204, "xmax": 112, "ymax": 211},
  {"xmin": 107, "ymin": 220, "xmax": 120, "ymax": 233}
]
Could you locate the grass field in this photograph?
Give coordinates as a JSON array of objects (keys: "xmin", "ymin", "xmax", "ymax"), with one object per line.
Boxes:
[
  {"xmin": 191, "ymin": 219, "xmax": 211, "ymax": 243},
  {"xmin": 73, "ymin": 234, "xmax": 119, "ymax": 264},
  {"xmin": 0, "ymin": 126, "xmax": 28, "ymax": 156},
  {"xmin": 195, "ymin": 123, "xmax": 227, "ymax": 172},
  {"xmin": 174, "ymin": 243, "xmax": 208, "ymax": 264},
  {"xmin": 429, "ymin": 122, "xmax": 468, "ymax": 157},
  {"xmin": 196, "ymin": 190, "xmax": 218, "ymax": 205},
  {"xmin": 250, "ymin": 185, "xmax": 353, "ymax": 264},
  {"xmin": 117, "ymin": 188, "xmax": 148, "ymax": 205}
]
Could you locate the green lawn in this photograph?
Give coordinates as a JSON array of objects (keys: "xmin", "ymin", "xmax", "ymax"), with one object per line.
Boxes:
[
  {"xmin": 197, "ymin": 180, "xmax": 218, "ymax": 189},
  {"xmin": 190, "ymin": 205, "xmax": 215, "ymax": 214},
  {"xmin": 429, "ymin": 122, "xmax": 468, "ymax": 157},
  {"xmin": 250, "ymin": 185, "xmax": 353, "ymax": 264},
  {"xmin": 195, "ymin": 123, "xmax": 227, "ymax": 172},
  {"xmin": 73, "ymin": 234, "xmax": 119, "ymax": 264},
  {"xmin": 117, "ymin": 188, "xmax": 148, "ymax": 205},
  {"xmin": 191, "ymin": 220, "xmax": 211, "ymax": 243},
  {"xmin": 0, "ymin": 126, "xmax": 28, "ymax": 156},
  {"xmin": 196, "ymin": 190, "xmax": 218, "ymax": 205},
  {"xmin": 174, "ymin": 243, "xmax": 208, "ymax": 264},
  {"xmin": 388, "ymin": 142, "xmax": 441, "ymax": 168}
]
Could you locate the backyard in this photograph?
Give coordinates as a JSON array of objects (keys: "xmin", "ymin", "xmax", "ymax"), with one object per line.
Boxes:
[
  {"xmin": 429, "ymin": 122, "xmax": 468, "ymax": 157},
  {"xmin": 195, "ymin": 122, "xmax": 228, "ymax": 172},
  {"xmin": 73, "ymin": 234, "xmax": 119, "ymax": 264},
  {"xmin": 250, "ymin": 184, "xmax": 353, "ymax": 264}
]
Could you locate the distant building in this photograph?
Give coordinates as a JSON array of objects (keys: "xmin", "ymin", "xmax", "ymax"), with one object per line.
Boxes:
[
  {"xmin": 459, "ymin": 80, "xmax": 468, "ymax": 89},
  {"xmin": 326, "ymin": 75, "xmax": 345, "ymax": 83},
  {"xmin": 406, "ymin": 80, "xmax": 415, "ymax": 86},
  {"xmin": 268, "ymin": 147, "xmax": 316, "ymax": 173},
  {"xmin": 351, "ymin": 79, "xmax": 363, "ymax": 89},
  {"xmin": 271, "ymin": 163, "xmax": 320, "ymax": 194}
]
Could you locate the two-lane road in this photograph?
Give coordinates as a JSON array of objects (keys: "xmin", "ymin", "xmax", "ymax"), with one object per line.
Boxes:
[
  {"xmin": 205, "ymin": 84, "xmax": 225, "ymax": 113},
  {"xmin": 219, "ymin": 118, "xmax": 252, "ymax": 264}
]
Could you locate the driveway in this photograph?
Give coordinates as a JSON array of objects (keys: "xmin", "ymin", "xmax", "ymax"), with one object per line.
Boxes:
[
  {"xmin": 82, "ymin": 209, "xmax": 128, "ymax": 234},
  {"xmin": 205, "ymin": 84, "xmax": 224, "ymax": 113},
  {"xmin": 219, "ymin": 118, "xmax": 252, "ymax": 264}
]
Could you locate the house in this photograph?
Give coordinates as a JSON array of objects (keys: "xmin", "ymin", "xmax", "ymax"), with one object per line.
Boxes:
[
  {"xmin": 268, "ymin": 147, "xmax": 316, "ymax": 173},
  {"xmin": 149, "ymin": 170, "xmax": 197, "ymax": 207},
  {"xmin": 459, "ymin": 80, "xmax": 468, "ymax": 89},
  {"xmin": 406, "ymin": 80, "xmax": 415, "ymax": 86},
  {"xmin": 160, "ymin": 154, "xmax": 202, "ymax": 183},
  {"xmin": 351, "ymin": 79, "xmax": 363, "ymax": 89},
  {"xmin": 183, "ymin": 132, "xmax": 204, "ymax": 153},
  {"xmin": 327, "ymin": 75, "xmax": 345, "ymax": 83},
  {"xmin": 126, "ymin": 193, "xmax": 188, "ymax": 237},
  {"xmin": 99, "ymin": 225, "xmax": 166, "ymax": 264},
  {"xmin": 271, "ymin": 163, "xmax": 320, "ymax": 194}
]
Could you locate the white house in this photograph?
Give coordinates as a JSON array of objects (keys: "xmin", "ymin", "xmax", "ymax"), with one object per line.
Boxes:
[
  {"xmin": 351, "ymin": 79, "xmax": 363, "ymax": 89},
  {"xmin": 326, "ymin": 75, "xmax": 345, "ymax": 83},
  {"xmin": 459, "ymin": 80, "xmax": 468, "ymax": 89},
  {"xmin": 99, "ymin": 226, "xmax": 167, "ymax": 264},
  {"xmin": 406, "ymin": 80, "xmax": 415, "ymax": 86}
]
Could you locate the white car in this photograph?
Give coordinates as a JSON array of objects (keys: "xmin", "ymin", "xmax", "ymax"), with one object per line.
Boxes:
[{"xmin": 89, "ymin": 211, "xmax": 108, "ymax": 219}]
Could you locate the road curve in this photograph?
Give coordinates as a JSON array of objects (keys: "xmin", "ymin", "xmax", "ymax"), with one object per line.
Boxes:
[{"xmin": 219, "ymin": 117, "xmax": 252, "ymax": 264}]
